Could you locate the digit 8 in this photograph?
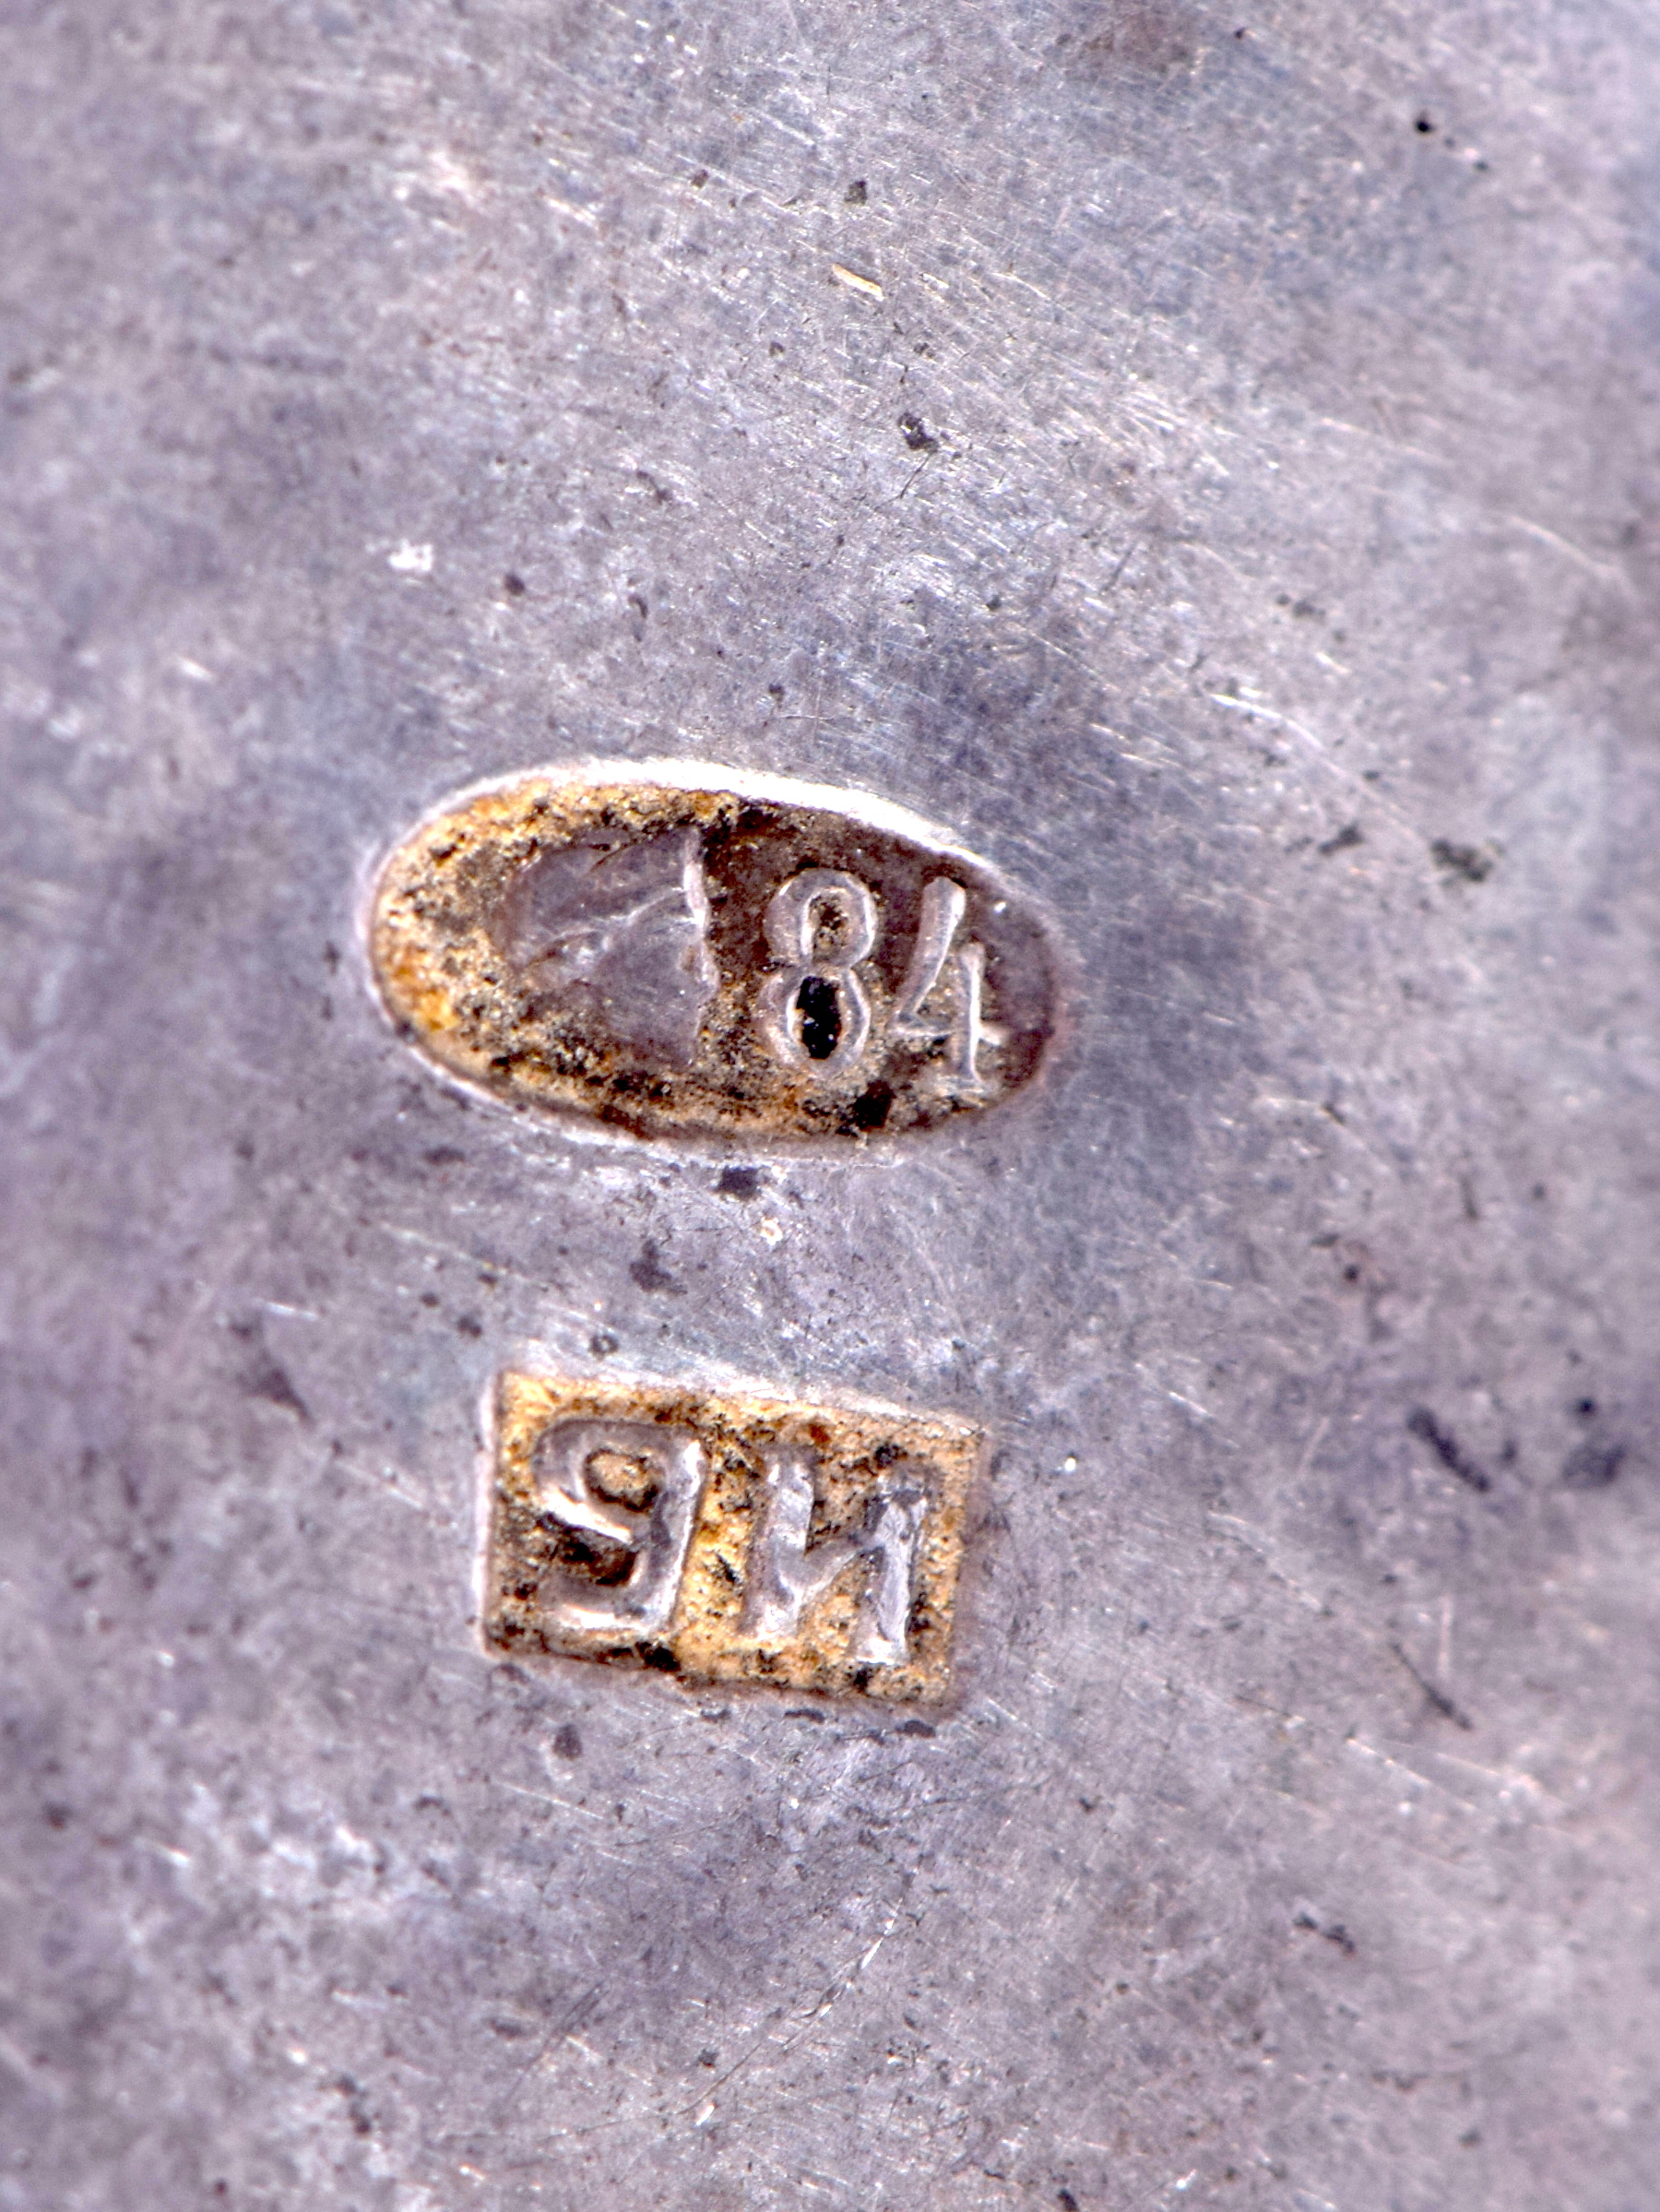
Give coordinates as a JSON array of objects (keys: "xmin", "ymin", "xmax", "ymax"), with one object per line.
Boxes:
[{"xmin": 755, "ymin": 868, "xmax": 880, "ymax": 1076}]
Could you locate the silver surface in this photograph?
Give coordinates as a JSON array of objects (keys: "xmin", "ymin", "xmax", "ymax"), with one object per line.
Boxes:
[{"xmin": 3, "ymin": 3, "xmax": 1658, "ymax": 2207}]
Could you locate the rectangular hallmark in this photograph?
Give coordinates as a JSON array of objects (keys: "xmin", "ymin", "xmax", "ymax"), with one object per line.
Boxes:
[{"xmin": 483, "ymin": 1373, "xmax": 982, "ymax": 1701}]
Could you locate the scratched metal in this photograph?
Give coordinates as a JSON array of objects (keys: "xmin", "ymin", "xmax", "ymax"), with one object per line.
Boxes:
[{"xmin": 2, "ymin": 5, "xmax": 1658, "ymax": 2211}]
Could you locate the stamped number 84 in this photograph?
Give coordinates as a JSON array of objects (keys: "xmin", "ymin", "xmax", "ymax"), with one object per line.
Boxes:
[{"xmin": 755, "ymin": 870, "xmax": 1003, "ymax": 1093}]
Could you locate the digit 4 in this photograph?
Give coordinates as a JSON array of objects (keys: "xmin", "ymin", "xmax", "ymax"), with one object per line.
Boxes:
[{"xmin": 889, "ymin": 877, "xmax": 1006, "ymax": 1094}]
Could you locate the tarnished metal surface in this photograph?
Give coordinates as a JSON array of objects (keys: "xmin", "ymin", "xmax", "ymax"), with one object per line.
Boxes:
[{"xmin": 3, "ymin": 4, "xmax": 1658, "ymax": 2210}]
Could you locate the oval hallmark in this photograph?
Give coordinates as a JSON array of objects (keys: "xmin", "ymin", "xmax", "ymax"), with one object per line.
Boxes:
[{"xmin": 369, "ymin": 763, "xmax": 1058, "ymax": 1142}]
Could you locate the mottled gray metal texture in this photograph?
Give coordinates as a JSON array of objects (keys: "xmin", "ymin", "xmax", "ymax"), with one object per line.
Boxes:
[{"xmin": 2, "ymin": 2, "xmax": 1657, "ymax": 2207}]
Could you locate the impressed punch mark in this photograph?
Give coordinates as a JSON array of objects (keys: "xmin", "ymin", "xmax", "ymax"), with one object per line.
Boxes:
[{"xmin": 484, "ymin": 1372, "xmax": 982, "ymax": 1702}]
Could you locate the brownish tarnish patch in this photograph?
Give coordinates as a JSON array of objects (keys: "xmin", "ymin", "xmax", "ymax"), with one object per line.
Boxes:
[
  {"xmin": 369, "ymin": 765, "xmax": 1057, "ymax": 1142},
  {"xmin": 485, "ymin": 1372, "xmax": 982, "ymax": 1702}
]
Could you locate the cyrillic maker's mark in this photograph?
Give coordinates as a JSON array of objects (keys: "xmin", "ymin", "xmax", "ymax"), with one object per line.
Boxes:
[{"xmin": 484, "ymin": 1373, "xmax": 981, "ymax": 1701}]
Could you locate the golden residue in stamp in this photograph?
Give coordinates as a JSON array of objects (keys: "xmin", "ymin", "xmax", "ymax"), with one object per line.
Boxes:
[
  {"xmin": 370, "ymin": 766, "xmax": 1056, "ymax": 1142},
  {"xmin": 485, "ymin": 1372, "xmax": 981, "ymax": 1703}
]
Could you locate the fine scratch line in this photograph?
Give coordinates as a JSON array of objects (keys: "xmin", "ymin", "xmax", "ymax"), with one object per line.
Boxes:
[
  {"xmin": 1389, "ymin": 1641, "xmax": 1474, "ymax": 1731},
  {"xmin": 830, "ymin": 261, "xmax": 883, "ymax": 299}
]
